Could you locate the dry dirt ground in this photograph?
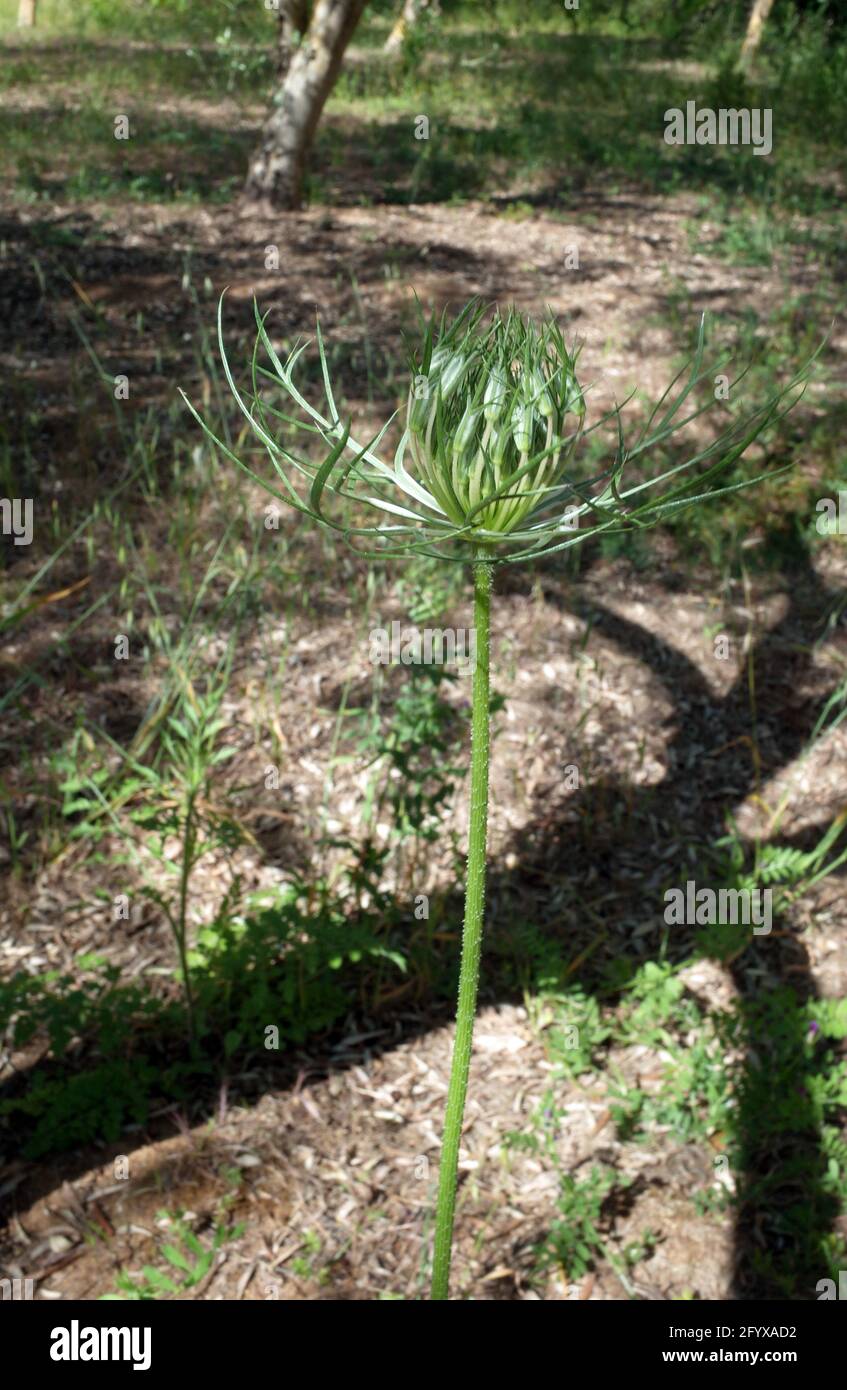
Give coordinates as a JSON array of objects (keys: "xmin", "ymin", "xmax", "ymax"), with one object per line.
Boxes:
[{"xmin": 1, "ymin": 189, "xmax": 846, "ymax": 1299}]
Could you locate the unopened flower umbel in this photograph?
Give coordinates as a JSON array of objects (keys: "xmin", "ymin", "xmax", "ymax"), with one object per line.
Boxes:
[
  {"xmin": 183, "ymin": 295, "xmax": 812, "ymax": 1300},
  {"xmin": 404, "ymin": 301, "xmax": 585, "ymax": 537}
]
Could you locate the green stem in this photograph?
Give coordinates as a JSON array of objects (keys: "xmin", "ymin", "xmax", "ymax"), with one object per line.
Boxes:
[
  {"xmin": 431, "ymin": 551, "xmax": 493, "ymax": 1300},
  {"xmin": 176, "ymin": 790, "xmax": 198, "ymax": 1047}
]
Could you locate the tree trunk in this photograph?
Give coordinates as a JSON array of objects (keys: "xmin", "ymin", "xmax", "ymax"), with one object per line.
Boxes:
[
  {"xmin": 384, "ymin": 0, "xmax": 439, "ymax": 54},
  {"xmin": 244, "ymin": 0, "xmax": 366, "ymax": 211},
  {"xmin": 17, "ymin": 0, "xmax": 38, "ymax": 27},
  {"xmin": 275, "ymin": 0, "xmax": 311, "ymax": 78},
  {"xmin": 738, "ymin": 0, "xmax": 776, "ymax": 65}
]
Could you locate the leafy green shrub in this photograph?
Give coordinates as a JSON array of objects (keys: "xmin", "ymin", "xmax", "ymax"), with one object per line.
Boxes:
[
  {"xmin": 0, "ymin": 868, "xmax": 407, "ymax": 1158},
  {"xmin": 189, "ymin": 880, "xmax": 407, "ymax": 1053},
  {"xmin": 0, "ymin": 965, "xmax": 184, "ymax": 1156}
]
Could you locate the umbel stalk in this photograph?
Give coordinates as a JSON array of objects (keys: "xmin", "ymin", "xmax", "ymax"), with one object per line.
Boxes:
[
  {"xmin": 184, "ymin": 293, "xmax": 815, "ymax": 1303},
  {"xmin": 431, "ymin": 552, "xmax": 493, "ymax": 1300}
]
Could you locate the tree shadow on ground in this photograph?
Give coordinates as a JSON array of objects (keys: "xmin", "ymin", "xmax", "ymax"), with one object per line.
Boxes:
[
  {"xmin": 2, "ymin": 530, "xmax": 845, "ymax": 1299},
  {"xmin": 484, "ymin": 536, "xmax": 846, "ymax": 1299}
]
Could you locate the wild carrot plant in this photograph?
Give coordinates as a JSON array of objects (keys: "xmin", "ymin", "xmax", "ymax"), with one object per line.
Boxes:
[{"xmin": 183, "ymin": 296, "xmax": 811, "ymax": 1299}]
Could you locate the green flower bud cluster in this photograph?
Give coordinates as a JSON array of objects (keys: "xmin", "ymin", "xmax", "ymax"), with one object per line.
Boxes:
[{"xmin": 406, "ymin": 301, "xmax": 585, "ymax": 538}]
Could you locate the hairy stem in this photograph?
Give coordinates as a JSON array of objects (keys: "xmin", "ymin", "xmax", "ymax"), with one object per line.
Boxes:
[
  {"xmin": 176, "ymin": 790, "xmax": 198, "ymax": 1046},
  {"xmin": 431, "ymin": 551, "xmax": 493, "ymax": 1300}
]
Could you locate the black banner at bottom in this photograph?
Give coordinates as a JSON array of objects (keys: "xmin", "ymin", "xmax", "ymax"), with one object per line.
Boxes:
[{"xmin": 5, "ymin": 1294, "xmax": 843, "ymax": 1376}]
